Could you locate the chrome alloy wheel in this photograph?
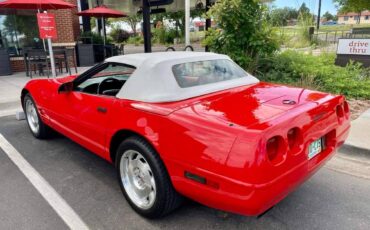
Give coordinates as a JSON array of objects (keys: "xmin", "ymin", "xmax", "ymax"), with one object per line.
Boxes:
[
  {"xmin": 25, "ymin": 99, "xmax": 39, "ymax": 134},
  {"xmin": 120, "ymin": 150, "xmax": 156, "ymax": 210}
]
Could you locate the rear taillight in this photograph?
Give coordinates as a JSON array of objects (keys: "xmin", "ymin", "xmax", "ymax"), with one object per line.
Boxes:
[
  {"xmin": 266, "ymin": 136, "xmax": 286, "ymax": 165},
  {"xmin": 343, "ymin": 101, "xmax": 350, "ymax": 118},
  {"xmin": 287, "ymin": 127, "xmax": 302, "ymax": 152},
  {"xmin": 336, "ymin": 105, "xmax": 344, "ymax": 124}
]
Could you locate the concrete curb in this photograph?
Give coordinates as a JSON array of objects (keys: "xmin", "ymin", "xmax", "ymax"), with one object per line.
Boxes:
[
  {"xmin": 343, "ymin": 109, "xmax": 370, "ymax": 154},
  {"xmin": 340, "ymin": 144, "xmax": 370, "ymax": 157}
]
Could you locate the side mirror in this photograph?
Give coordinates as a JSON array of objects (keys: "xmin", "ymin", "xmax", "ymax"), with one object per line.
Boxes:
[{"xmin": 58, "ymin": 81, "xmax": 74, "ymax": 94}]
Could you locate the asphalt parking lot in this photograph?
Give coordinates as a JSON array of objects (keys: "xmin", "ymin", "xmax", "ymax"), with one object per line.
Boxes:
[{"xmin": 0, "ymin": 115, "xmax": 370, "ymax": 230}]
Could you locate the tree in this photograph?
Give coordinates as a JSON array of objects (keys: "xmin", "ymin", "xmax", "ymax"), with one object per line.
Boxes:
[
  {"xmin": 298, "ymin": 3, "xmax": 310, "ymax": 15},
  {"xmin": 269, "ymin": 7, "xmax": 299, "ymax": 26},
  {"xmin": 163, "ymin": 9, "xmax": 202, "ymax": 39},
  {"xmin": 204, "ymin": 0, "xmax": 278, "ymax": 72},
  {"xmin": 164, "ymin": 11, "xmax": 185, "ymax": 38},
  {"xmin": 123, "ymin": 15, "xmax": 141, "ymax": 36},
  {"xmin": 297, "ymin": 3, "xmax": 313, "ymax": 25},
  {"xmin": 323, "ymin": 11, "xmax": 335, "ymax": 21},
  {"xmin": 334, "ymin": 0, "xmax": 370, "ymax": 12},
  {"xmin": 334, "ymin": 0, "xmax": 370, "ymax": 23}
]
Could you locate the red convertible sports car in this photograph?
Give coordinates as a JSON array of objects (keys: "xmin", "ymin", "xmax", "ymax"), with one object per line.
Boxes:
[{"xmin": 21, "ymin": 52, "xmax": 350, "ymax": 218}]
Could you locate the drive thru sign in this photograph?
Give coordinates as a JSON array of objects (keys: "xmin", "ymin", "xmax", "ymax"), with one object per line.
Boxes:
[
  {"xmin": 37, "ymin": 13, "xmax": 57, "ymax": 39},
  {"xmin": 337, "ymin": 39, "xmax": 370, "ymax": 55},
  {"xmin": 335, "ymin": 39, "xmax": 370, "ymax": 68}
]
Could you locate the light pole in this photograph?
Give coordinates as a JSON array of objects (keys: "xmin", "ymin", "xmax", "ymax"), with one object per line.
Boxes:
[{"xmin": 185, "ymin": 0, "xmax": 190, "ymax": 46}]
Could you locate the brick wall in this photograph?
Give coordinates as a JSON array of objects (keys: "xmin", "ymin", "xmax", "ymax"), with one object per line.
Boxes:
[
  {"xmin": 51, "ymin": 0, "xmax": 80, "ymax": 43},
  {"xmin": 10, "ymin": 58, "xmax": 26, "ymax": 73},
  {"xmin": 11, "ymin": 0, "xmax": 80, "ymax": 73}
]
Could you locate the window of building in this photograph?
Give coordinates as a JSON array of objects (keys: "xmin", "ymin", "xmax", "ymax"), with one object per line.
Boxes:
[
  {"xmin": 365, "ymin": 16, "xmax": 369, "ymax": 20},
  {"xmin": 0, "ymin": 13, "xmax": 40, "ymax": 57},
  {"xmin": 354, "ymin": 16, "xmax": 360, "ymax": 20},
  {"xmin": 344, "ymin": 16, "xmax": 349, "ymax": 21}
]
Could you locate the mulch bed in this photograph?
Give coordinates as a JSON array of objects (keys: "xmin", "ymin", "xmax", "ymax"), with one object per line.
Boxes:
[{"xmin": 347, "ymin": 99, "xmax": 370, "ymax": 120}]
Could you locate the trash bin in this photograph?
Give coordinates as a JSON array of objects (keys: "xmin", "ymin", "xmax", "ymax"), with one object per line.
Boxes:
[
  {"xmin": 308, "ymin": 27, "xmax": 315, "ymax": 40},
  {"xmin": 0, "ymin": 48, "xmax": 12, "ymax": 76},
  {"xmin": 76, "ymin": 44, "xmax": 95, "ymax": 67}
]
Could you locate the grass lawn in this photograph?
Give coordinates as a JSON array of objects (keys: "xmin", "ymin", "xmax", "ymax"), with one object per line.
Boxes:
[
  {"xmin": 275, "ymin": 24, "xmax": 370, "ymax": 35},
  {"xmin": 319, "ymin": 23, "xmax": 370, "ymax": 32}
]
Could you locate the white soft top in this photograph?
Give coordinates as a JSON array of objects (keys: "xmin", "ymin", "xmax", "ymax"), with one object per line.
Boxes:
[{"xmin": 106, "ymin": 52, "xmax": 259, "ymax": 103}]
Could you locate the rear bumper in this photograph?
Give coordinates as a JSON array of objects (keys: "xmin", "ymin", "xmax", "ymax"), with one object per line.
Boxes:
[{"xmin": 170, "ymin": 125, "xmax": 350, "ymax": 216}]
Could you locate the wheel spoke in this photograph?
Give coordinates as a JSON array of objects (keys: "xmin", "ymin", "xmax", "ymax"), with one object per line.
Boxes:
[{"xmin": 133, "ymin": 185, "xmax": 151, "ymax": 200}]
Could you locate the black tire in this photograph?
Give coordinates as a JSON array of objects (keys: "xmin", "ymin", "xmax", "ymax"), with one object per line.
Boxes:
[
  {"xmin": 166, "ymin": 47, "xmax": 176, "ymax": 51},
  {"xmin": 116, "ymin": 136, "xmax": 183, "ymax": 218},
  {"xmin": 184, "ymin": 45, "xmax": 194, "ymax": 51},
  {"xmin": 23, "ymin": 94, "xmax": 51, "ymax": 139}
]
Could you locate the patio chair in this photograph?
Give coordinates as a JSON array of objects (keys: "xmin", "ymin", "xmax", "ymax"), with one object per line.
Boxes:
[
  {"xmin": 27, "ymin": 49, "xmax": 50, "ymax": 78},
  {"xmin": 55, "ymin": 47, "xmax": 78, "ymax": 74}
]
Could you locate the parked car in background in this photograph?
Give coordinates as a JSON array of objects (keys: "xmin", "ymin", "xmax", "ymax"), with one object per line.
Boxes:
[
  {"xmin": 21, "ymin": 52, "xmax": 350, "ymax": 218},
  {"xmin": 322, "ymin": 21, "xmax": 338, "ymax": 26}
]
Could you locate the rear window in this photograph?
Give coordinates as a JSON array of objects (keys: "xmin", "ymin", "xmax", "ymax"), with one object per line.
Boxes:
[{"xmin": 172, "ymin": 59, "xmax": 247, "ymax": 88}]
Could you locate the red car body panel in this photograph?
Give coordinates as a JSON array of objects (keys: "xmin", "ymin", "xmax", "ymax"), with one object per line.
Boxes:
[{"xmin": 22, "ymin": 76, "xmax": 350, "ymax": 216}]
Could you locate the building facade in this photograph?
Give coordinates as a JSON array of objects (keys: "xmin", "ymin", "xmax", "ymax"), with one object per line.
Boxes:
[
  {"xmin": 0, "ymin": 0, "xmax": 207, "ymax": 73},
  {"xmin": 0, "ymin": 0, "xmax": 80, "ymax": 72},
  {"xmin": 337, "ymin": 11, "xmax": 370, "ymax": 25}
]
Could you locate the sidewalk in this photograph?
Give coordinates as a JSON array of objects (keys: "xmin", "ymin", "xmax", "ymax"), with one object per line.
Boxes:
[
  {"xmin": 0, "ymin": 68, "xmax": 89, "ymax": 117},
  {"xmin": 344, "ymin": 109, "xmax": 370, "ymax": 153}
]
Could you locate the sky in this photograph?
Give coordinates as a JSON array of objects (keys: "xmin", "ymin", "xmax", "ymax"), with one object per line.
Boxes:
[{"xmin": 272, "ymin": 0, "xmax": 338, "ymax": 15}]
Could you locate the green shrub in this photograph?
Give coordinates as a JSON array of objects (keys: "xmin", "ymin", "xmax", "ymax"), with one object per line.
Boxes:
[
  {"xmin": 152, "ymin": 27, "xmax": 177, "ymax": 45},
  {"xmin": 126, "ymin": 36, "xmax": 144, "ymax": 46},
  {"xmin": 257, "ymin": 50, "xmax": 370, "ymax": 99},
  {"xmin": 203, "ymin": 0, "xmax": 279, "ymax": 72},
  {"xmin": 110, "ymin": 28, "xmax": 130, "ymax": 44}
]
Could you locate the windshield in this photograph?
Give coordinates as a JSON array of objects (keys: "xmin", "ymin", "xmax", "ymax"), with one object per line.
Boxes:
[
  {"xmin": 77, "ymin": 64, "xmax": 135, "ymax": 90},
  {"xmin": 172, "ymin": 59, "xmax": 248, "ymax": 88}
]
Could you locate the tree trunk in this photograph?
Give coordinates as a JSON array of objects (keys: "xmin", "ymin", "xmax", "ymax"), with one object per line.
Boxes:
[{"xmin": 357, "ymin": 12, "xmax": 361, "ymax": 24}]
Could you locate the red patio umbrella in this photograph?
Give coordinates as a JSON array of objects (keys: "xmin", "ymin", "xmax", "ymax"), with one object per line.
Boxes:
[
  {"xmin": 0, "ymin": 0, "xmax": 76, "ymax": 77},
  {"xmin": 77, "ymin": 5, "xmax": 126, "ymax": 48},
  {"xmin": 77, "ymin": 5, "xmax": 126, "ymax": 18},
  {"xmin": 0, "ymin": 0, "xmax": 75, "ymax": 10}
]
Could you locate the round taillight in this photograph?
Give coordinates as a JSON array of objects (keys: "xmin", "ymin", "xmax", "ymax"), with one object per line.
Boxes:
[
  {"xmin": 336, "ymin": 105, "xmax": 344, "ymax": 123},
  {"xmin": 287, "ymin": 127, "xmax": 302, "ymax": 152},
  {"xmin": 266, "ymin": 136, "xmax": 286, "ymax": 165}
]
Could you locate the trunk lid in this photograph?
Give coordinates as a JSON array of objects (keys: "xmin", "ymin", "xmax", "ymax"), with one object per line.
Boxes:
[{"xmin": 185, "ymin": 82, "xmax": 333, "ymax": 128}]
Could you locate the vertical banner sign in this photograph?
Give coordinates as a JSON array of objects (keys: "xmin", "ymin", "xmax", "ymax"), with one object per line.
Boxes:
[{"xmin": 37, "ymin": 13, "xmax": 57, "ymax": 39}]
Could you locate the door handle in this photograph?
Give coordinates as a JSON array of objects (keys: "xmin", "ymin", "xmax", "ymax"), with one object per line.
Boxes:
[{"xmin": 97, "ymin": 106, "xmax": 107, "ymax": 113}]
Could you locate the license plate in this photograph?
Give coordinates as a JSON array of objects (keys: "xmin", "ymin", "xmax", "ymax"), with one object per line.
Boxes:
[{"xmin": 308, "ymin": 138, "xmax": 323, "ymax": 159}]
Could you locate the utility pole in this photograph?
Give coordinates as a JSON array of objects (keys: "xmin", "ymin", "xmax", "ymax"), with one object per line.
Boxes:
[
  {"xmin": 142, "ymin": 0, "xmax": 152, "ymax": 53},
  {"xmin": 316, "ymin": 0, "xmax": 322, "ymax": 31}
]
